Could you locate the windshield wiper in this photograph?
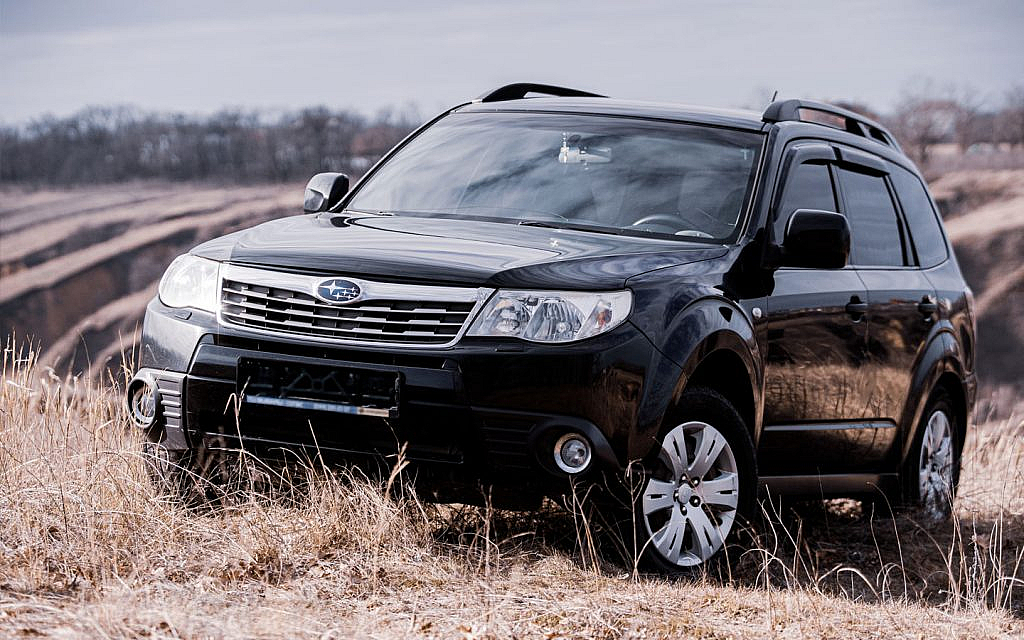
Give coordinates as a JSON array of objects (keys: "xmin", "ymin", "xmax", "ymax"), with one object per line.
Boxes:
[
  {"xmin": 346, "ymin": 210, "xmax": 628, "ymax": 236},
  {"xmin": 347, "ymin": 208, "xmax": 519, "ymax": 224},
  {"xmin": 344, "ymin": 207, "xmax": 393, "ymax": 216},
  {"xmin": 517, "ymin": 219, "xmax": 623, "ymax": 236}
]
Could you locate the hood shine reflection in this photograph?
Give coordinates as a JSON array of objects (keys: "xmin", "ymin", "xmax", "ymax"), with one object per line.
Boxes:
[{"xmin": 192, "ymin": 213, "xmax": 728, "ymax": 289}]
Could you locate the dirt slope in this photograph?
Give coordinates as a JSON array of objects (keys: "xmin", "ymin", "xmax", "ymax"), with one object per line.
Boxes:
[
  {"xmin": 0, "ymin": 183, "xmax": 299, "ymax": 375},
  {"xmin": 938, "ymin": 170, "xmax": 1024, "ymax": 388}
]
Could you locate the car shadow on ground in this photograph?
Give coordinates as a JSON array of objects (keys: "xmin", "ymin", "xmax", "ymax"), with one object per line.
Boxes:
[{"xmin": 430, "ymin": 494, "xmax": 1023, "ymax": 618}]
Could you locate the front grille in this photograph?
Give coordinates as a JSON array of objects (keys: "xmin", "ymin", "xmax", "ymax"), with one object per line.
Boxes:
[{"xmin": 220, "ymin": 278, "xmax": 478, "ymax": 345}]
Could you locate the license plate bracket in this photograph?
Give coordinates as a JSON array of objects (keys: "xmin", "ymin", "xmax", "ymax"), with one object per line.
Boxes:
[{"xmin": 237, "ymin": 359, "xmax": 400, "ymax": 419}]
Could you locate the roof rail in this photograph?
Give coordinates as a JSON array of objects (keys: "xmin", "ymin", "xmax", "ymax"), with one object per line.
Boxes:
[
  {"xmin": 475, "ymin": 83, "xmax": 606, "ymax": 103},
  {"xmin": 762, "ymin": 98, "xmax": 901, "ymax": 151}
]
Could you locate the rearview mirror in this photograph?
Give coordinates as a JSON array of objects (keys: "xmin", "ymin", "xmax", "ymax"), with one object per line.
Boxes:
[
  {"xmin": 303, "ymin": 172, "xmax": 350, "ymax": 213},
  {"xmin": 782, "ymin": 209, "xmax": 850, "ymax": 269}
]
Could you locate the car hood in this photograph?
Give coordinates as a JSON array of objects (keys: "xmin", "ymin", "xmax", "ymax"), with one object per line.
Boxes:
[{"xmin": 192, "ymin": 213, "xmax": 728, "ymax": 289}]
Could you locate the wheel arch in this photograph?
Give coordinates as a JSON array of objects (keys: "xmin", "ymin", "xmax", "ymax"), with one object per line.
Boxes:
[
  {"xmin": 665, "ymin": 326, "xmax": 762, "ymax": 446},
  {"xmin": 899, "ymin": 331, "xmax": 970, "ymax": 465},
  {"xmin": 680, "ymin": 346, "xmax": 757, "ymax": 438},
  {"xmin": 935, "ymin": 370, "xmax": 969, "ymax": 457},
  {"xmin": 630, "ymin": 295, "xmax": 763, "ymax": 463}
]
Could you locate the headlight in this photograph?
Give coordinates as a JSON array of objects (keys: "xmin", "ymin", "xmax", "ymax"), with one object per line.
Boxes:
[
  {"xmin": 468, "ymin": 289, "xmax": 632, "ymax": 343},
  {"xmin": 158, "ymin": 254, "xmax": 221, "ymax": 313}
]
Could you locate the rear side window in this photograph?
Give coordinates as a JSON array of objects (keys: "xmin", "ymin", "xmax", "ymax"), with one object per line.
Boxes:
[
  {"xmin": 774, "ymin": 162, "xmax": 837, "ymax": 242},
  {"xmin": 836, "ymin": 167, "xmax": 905, "ymax": 266},
  {"xmin": 889, "ymin": 165, "xmax": 948, "ymax": 268}
]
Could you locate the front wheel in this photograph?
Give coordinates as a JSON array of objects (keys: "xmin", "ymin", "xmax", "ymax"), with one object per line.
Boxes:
[
  {"xmin": 142, "ymin": 431, "xmax": 226, "ymax": 505},
  {"xmin": 636, "ymin": 387, "xmax": 757, "ymax": 572}
]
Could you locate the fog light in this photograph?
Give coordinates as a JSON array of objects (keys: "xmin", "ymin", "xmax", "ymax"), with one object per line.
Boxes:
[
  {"xmin": 554, "ymin": 433, "xmax": 592, "ymax": 474},
  {"xmin": 127, "ymin": 378, "xmax": 157, "ymax": 429}
]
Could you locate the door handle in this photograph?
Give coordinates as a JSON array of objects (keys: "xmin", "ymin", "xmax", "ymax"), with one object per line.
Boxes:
[
  {"xmin": 845, "ymin": 296, "xmax": 868, "ymax": 320},
  {"xmin": 918, "ymin": 296, "xmax": 938, "ymax": 319}
]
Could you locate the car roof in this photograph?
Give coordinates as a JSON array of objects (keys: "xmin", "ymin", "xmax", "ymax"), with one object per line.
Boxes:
[{"xmin": 455, "ymin": 97, "xmax": 768, "ymax": 132}]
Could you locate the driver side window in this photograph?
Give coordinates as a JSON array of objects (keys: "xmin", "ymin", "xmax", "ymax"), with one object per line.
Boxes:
[{"xmin": 774, "ymin": 161, "xmax": 838, "ymax": 243}]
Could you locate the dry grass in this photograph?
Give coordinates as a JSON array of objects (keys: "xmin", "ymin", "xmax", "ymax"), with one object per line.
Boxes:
[{"xmin": 1, "ymin": 343, "xmax": 1022, "ymax": 639}]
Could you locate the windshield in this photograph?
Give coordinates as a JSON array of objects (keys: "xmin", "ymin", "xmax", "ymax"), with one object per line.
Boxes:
[{"xmin": 346, "ymin": 112, "xmax": 763, "ymax": 242}]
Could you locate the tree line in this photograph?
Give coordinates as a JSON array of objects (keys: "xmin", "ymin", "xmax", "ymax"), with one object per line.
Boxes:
[
  {"xmin": 2, "ymin": 85, "xmax": 1022, "ymax": 185},
  {"xmin": 843, "ymin": 83, "xmax": 1024, "ymax": 166},
  {"xmin": 0, "ymin": 106, "xmax": 420, "ymax": 185}
]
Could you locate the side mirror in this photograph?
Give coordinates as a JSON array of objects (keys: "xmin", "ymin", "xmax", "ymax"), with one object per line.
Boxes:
[
  {"xmin": 782, "ymin": 209, "xmax": 850, "ymax": 269},
  {"xmin": 303, "ymin": 172, "xmax": 350, "ymax": 213}
]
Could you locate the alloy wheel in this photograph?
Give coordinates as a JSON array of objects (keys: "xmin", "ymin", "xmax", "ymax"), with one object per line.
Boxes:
[
  {"xmin": 641, "ymin": 420, "xmax": 740, "ymax": 567},
  {"xmin": 918, "ymin": 409, "xmax": 954, "ymax": 520}
]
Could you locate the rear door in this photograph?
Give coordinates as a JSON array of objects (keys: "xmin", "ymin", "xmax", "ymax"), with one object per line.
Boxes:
[
  {"xmin": 834, "ymin": 152, "xmax": 937, "ymax": 432},
  {"xmin": 759, "ymin": 144, "xmax": 876, "ymax": 476}
]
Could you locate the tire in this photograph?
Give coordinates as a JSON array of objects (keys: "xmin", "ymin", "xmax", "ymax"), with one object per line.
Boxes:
[
  {"xmin": 902, "ymin": 391, "xmax": 961, "ymax": 522},
  {"xmin": 634, "ymin": 387, "xmax": 757, "ymax": 573},
  {"xmin": 142, "ymin": 430, "xmax": 223, "ymax": 505}
]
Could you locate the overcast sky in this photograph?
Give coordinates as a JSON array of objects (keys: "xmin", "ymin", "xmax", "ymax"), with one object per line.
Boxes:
[{"xmin": 2, "ymin": 0, "xmax": 1022, "ymax": 124}]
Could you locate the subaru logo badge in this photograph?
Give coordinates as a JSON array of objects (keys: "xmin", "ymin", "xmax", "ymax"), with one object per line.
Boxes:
[{"xmin": 316, "ymin": 278, "xmax": 361, "ymax": 304}]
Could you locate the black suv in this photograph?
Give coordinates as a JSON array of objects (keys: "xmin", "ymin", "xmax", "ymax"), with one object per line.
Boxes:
[{"xmin": 130, "ymin": 84, "xmax": 976, "ymax": 571}]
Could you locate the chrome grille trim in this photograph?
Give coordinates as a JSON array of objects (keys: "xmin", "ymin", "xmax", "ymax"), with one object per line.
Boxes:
[{"xmin": 217, "ymin": 263, "xmax": 493, "ymax": 348}]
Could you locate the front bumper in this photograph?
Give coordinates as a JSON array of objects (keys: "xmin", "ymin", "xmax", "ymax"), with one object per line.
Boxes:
[{"xmin": 136, "ymin": 298, "xmax": 680, "ymax": 490}]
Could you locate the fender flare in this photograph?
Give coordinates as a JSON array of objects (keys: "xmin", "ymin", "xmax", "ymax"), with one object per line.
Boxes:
[
  {"xmin": 633, "ymin": 296, "xmax": 762, "ymax": 460},
  {"xmin": 898, "ymin": 330, "xmax": 967, "ymax": 465}
]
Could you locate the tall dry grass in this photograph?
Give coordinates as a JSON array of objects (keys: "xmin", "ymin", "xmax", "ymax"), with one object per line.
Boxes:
[{"xmin": 1, "ymin": 340, "xmax": 1022, "ymax": 638}]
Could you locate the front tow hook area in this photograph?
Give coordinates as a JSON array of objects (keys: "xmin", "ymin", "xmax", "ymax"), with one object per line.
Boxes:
[
  {"xmin": 127, "ymin": 369, "xmax": 189, "ymax": 450},
  {"xmin": 127, "ymin": 373, "xmax": 158, "ymax": 430}
]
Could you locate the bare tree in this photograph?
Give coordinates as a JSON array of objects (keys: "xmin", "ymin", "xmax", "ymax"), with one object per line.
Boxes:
[
  {"xmin": 888, "ymin": 81, "xmax": 958, "ymax": 166},
  {"xmin": 0, "ymin": 106, "xmax": 419, "ymax": 186},
  {"xmin": 951, "ymin": 87, "xmax": 986, "ymax": 152},
  {"xmin": 999, "ymin": 86, "xmax": 1024, "ymax": 149}
]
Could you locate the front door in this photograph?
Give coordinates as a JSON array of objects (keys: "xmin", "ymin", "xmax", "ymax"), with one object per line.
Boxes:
[{"xmin": 759, "ymin": 154, "xmax": 882, "ymax": 476}]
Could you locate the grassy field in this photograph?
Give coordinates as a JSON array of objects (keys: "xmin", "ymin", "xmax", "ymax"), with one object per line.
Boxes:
[{"xmin": 0, "ymin": 346, "xmax": 1021, "ymax": 639}]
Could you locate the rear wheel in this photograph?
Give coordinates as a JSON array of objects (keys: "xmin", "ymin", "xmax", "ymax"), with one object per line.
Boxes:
[
  {"xmin": 636, "ymin": 387, "xmax": 757, "ymax": 573},
  {"xmin": 904, "ymin": 392, "xmax": 960, "ymax": 521}
]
